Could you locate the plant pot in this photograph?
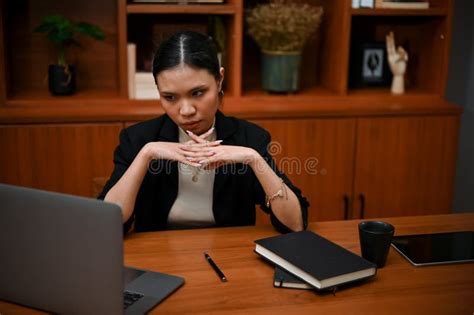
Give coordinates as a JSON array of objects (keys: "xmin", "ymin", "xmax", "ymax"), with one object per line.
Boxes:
[
  {"xmin": 261, "ymin": 50, "xmax": 301, "ymax": 93},
  {"xmin": 48, "ymin": 64, "xmax": 76, "ymax": 96}
]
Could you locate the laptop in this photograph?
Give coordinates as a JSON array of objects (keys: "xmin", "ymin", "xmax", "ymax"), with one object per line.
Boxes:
[
  {"xmin": 391, "ymin": 231, "xmax": 474, "ymax": 267},
  {"xmin": 0, "ymin": 183, "xmax": 184, "ymax": 314}
]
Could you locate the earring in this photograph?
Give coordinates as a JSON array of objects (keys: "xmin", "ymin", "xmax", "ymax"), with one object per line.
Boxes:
[{"xmin": 219, "ymin": 90, "xmax": 224, "ymax": 96}]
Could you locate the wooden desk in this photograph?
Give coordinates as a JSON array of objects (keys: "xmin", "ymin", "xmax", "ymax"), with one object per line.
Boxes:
[{"xmin": 1, "ymin": 213, "xmax": 473, "ymax": 314}]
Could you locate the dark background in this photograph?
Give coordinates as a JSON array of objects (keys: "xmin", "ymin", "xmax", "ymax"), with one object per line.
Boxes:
[{"xmin": 446, "ymin": 0, "xmax": 474, "ymax": 212}]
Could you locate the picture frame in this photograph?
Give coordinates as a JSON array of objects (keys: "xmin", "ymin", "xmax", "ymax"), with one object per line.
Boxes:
[{"xmin": 349, "ymin": 42, "xmax": 391, "ymax": 88}]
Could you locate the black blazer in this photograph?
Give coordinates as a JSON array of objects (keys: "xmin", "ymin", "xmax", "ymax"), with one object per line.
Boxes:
[{"xmin": 99, "ymin": 111, "xmax": 309, "ymax": 233}]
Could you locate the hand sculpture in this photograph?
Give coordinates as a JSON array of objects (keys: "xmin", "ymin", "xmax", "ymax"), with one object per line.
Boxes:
[{"xmin": 386, "ymin": 32, "xmax": 408, "ymax": 94}]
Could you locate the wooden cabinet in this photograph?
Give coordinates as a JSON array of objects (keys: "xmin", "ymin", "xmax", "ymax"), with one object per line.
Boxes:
[
  {"xmin": 253, "ymin": 118, "xmax": 356, "ymax": 223},
  {"xmin": 252, "ymin": 114, "xmax": 460, "ymax": 223},
  {"xmin": 0, "ymin": 114, "xmax": 460, "ymax": 222},
  {"xmin": 353, "ymin": 115, "xmax": 460, "ymax": 219},
  {"xmin": 0, "ymin": 123, "xmax": 123, "ymax": 197}
]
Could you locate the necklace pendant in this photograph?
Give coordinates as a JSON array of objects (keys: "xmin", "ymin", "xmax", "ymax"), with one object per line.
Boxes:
[{"xmin": 192, "ymin": 174, "xmax": 198, "ymax": 182}]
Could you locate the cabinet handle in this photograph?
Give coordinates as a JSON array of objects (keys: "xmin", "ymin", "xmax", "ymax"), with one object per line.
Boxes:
[
  {"xmin": 359, "ymin": 194, "xmax": 365, "ymax": 219},
  {"xmin": 343, "ymin": 194, "xmax": 349, "ymax": 220}
]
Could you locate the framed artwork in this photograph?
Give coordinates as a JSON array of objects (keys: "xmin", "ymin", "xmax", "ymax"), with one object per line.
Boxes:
[{"xmin": 349, "ymin": 42, "xmax": 391, "ymax": 88}]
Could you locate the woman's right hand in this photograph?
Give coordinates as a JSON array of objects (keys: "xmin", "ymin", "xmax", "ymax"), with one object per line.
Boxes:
[{"xmin": 143, "ymin": 141, "xmax": 206, "ymax": 167}]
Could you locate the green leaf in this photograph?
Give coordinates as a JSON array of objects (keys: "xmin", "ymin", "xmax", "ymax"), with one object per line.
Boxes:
[
  {"xmin": 75, "ymin": 23, "xmax": 105, "ymax": 40},
  {"xmin": 47, "ymin": 30, "xmax": 74, "ymax": 44},
  {"xmin": 34, "ymin": 14, "xmax": 106, "ymax": 64},
  {"xmin": 34, "ymin": 23, "xmax": 54, "ymax": 33}
]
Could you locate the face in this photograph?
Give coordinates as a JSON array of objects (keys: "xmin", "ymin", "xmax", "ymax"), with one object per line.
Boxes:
[{"xmin": 156, "ymin": 64, "xmax": 224, "ymax": 135}]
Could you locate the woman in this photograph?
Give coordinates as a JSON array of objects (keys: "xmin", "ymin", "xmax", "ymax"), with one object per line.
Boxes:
[{"xmin": 99, "ymin": 31, "xmax": 308, "ymax": 233}]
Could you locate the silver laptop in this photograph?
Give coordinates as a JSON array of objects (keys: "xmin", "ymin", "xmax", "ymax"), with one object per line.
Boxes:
[{"xmin": 0, "ymin": 183, "xmax": 184, "ymax": 314}]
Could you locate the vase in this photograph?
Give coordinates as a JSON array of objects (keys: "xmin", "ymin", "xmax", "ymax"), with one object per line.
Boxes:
[
  {"xmin": 261, "ymin": 50, "xmax": 301, "ymax": 93},
  {"xmin": 48, "ymin": 64, "xmax": 76, "ymax": 96}
]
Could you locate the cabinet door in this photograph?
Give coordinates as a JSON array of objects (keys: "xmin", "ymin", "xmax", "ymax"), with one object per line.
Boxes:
[
  {"xmin": 0, "ymin": 123, "xmax": 123, "ymax": 197},
  {"xmin": 354, "ymin": 116, "xmax": 460, "ymax": 218},
  {"xmin": 252, "ymin": 118, "xmax": 356, "ymax": 224}
]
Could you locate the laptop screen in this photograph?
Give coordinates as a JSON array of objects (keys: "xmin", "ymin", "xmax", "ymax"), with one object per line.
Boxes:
[{"xmin": 0, "ymin": 183, "xmax": 124, "ymax": 314}]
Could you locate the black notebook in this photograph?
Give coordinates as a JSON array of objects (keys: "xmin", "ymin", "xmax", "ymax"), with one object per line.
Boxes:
[
  {"xmin": 255, "ymin": 231, "xmax": 377, "ymax": 290},
  {"xmin": 274, "ymin": 267, "xmax": 312, "ymax": 289}
]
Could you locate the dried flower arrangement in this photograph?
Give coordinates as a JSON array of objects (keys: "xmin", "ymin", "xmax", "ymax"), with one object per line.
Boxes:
[{"xmin": 246, "ymin": 0, "xmax": 323, "ymax": 52}]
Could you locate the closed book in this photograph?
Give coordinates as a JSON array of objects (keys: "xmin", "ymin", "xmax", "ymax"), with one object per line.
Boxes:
[
  {"xmin": 135, "ymin": 72, "xmax": 155, "ymax": 83},
  {"xmin": 255, "ymin": 231, "xmax": 377, "ymax": 290},
  {"xmin": 134, "ymin": 72, "xmax": 160, "ymax": 99},
  {"xmin": 352, "ymin": 0, "xmax": 360, "ymax": 9},
  {"xmin": 135, "ymin": 88, "xmax": 160, "ymax": 100},
  {"xmin": 274, "ymin": 267, "xmax": 312, "ymax": 290},
  {"xmin": 132, "ymin": 0, "xmax": 223, "ymax": 3},
  {"xmin": 376, "ymin": 0, "xmax": 429, "ymax": 9},
  {"xmin": 360, "ymin": 0, "xmax": 374, "ymax": 8}
]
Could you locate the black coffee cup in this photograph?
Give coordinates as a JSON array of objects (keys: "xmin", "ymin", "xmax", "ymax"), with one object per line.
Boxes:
[{"xmin": 359, "ymin": 221, "xmax": 395, "ymax": 268}]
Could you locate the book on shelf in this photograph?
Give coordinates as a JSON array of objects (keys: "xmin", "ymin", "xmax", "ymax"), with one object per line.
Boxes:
[
  {"xmin": 135, "ymin": 72, "xmax": 155, "ymax": 83},
  {"xmin": 254, "ymin": 231, "xmax": 377, "ymax": 290},
  {"xmin": 274, "ymin": 267, "xmax": 312, "ymax": 290},
  {"xmin": 132, "ymin": 0, "xmax": 224, "ymax": 4},
  {"xmin": 375, "ymin": 0, "xmax": 429, "ymax": 9},
  {"xmin": 360, "ymin": 0, "xmax": 375, "ymax": 8},
  {"xmin": 135, "ymin": 87, "xmax": 160, "ymax": 100},
  {"xmin": 127, "ymin": 43, "xmax": 136, "ymax": 99},
  {"xmin": 135, "ymin": 72, "xmax": 160, "ymax": 100}
]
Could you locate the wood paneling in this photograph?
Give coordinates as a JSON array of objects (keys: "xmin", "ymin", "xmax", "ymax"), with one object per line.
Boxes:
[
  {"xmin": 252, "ymin": 118, "xmax": 356, "ymax": 223},
  {"xmin": 353, "ymin": 115, "xmax": 460, "ymax": 218},
  {"xmin": 0, "ymin": 123, "xmax": 123, "ymax": 197},
  {"xmin": 118, "ymin": 0, "xmax": 128, "ymax": 98},
  {"xmin": 0, "ymin": 114, "xmax": 461, "ymax": 221},
  {"xmin": 320, "ymin": 0, "xmax": 351, "ymax": 94},
  {"xmin": 227, "ymin": 1, "xmax": 243, "ymax": 97}
]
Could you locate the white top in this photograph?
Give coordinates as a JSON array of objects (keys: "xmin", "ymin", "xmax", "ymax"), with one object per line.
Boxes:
[{"xmin": 167, "ymin": 126, "xmax": 216, "ymax": 228}]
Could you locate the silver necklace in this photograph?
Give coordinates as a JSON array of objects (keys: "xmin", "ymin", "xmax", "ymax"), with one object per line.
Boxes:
[{"xmin": 192, "ymin": 167, "xmax": 201, "ymax": 182}]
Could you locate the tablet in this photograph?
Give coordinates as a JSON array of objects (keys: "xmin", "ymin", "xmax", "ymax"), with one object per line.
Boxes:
[{"xmin": 391, "ymin": 231, "xmax": 474, "ymax": 267}]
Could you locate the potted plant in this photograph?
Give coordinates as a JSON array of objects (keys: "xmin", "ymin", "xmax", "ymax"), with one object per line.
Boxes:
[
  {"xmin": 34, "ymin": 15, "xmax": 105, "ymax": 96},
  {"xmin": 246, "ymin": 0, "xmax": 323, "ymax": 93}
]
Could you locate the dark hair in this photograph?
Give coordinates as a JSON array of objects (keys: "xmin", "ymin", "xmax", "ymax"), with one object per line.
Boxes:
[{"xmin": 152, "ymin": 30, "xmax": 221, "ymax": 84}]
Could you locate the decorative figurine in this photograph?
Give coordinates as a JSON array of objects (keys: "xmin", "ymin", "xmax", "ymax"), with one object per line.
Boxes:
[{"xmin": 386, "ymin": 32, "xmax": 408, "ymax": 94}]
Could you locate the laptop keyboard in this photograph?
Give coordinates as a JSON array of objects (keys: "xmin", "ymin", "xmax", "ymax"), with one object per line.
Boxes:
[{"xmin": 123, "ymin": 290, "xmax": 144, "ymax": 309}]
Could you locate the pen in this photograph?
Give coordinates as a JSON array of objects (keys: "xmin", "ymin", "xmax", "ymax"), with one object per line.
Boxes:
[{"xmin": 204, "ymin": 252, "xmax": 227, "ymax": 282}]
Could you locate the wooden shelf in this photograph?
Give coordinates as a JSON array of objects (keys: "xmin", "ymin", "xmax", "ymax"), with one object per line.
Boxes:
[
  {"xmin": 0, "ymin": 0, "xmax": 458, "ymax": 122},
  {"xmin": 6, "ymin": 89, "xmax": 122, "ymax": 107},
  {"xmin": 242, "ymin": 86, "xmax": 339, "ymax": 98},
  {"xmin": 347, "ymin": 87, "xmax": 437, "ymax": 97},
  {"xmin": 0, "ymin": 95, "xmax": 462, "ymax": 124},
  {"xmin": 351, "ymin": 8, "xmax": 447, "ymax": 16},
  {"xmin": 126, "ymin": 4, "xmax": 237, "ymax": 15}
]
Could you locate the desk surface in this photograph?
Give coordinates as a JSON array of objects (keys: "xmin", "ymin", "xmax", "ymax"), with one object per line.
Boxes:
[{"xmin": 1, "ymin": 213, "xmax": 474, "ymax": 314}]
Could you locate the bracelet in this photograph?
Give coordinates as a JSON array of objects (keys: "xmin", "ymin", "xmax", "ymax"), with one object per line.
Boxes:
[{"xmin": 265, "ymin": 179, "xmax": 287, "ymax": 207}]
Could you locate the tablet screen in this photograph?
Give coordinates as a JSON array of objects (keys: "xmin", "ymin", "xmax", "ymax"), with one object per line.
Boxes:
[{"xmin": 391, "ymin": 231, "xmax": 474, "ymax": 266}]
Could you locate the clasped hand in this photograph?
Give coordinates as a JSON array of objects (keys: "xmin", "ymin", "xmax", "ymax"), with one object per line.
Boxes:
[{"xmin": 146, "ymin": 128, "xmax": 257, "ymax": 170}]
